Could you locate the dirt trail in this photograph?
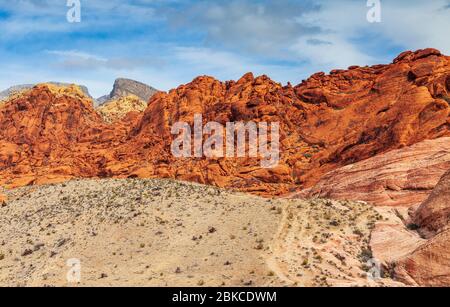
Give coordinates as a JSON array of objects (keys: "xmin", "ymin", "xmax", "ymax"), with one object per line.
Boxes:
[{"xmin": 265, "ymin": 201, "xmax": 403, "ymax": 287}]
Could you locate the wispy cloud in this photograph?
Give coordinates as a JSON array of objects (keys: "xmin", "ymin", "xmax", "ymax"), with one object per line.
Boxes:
[
  {"xmin": 166, "ymin": 0, "xmax": 323, "ymax": 59},
  {"xmin": 46, "ymin": 49, "xmax": 165, "ymax": 71},
  {"xmin": 0, "ymin": 0, "xmax": 449, "ymax": 97}
]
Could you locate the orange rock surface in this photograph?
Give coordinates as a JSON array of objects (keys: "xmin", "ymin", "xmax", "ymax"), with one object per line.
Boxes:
[{"xmin": 1, "ymin": 49, "xmax": 450, "ymax": 197}]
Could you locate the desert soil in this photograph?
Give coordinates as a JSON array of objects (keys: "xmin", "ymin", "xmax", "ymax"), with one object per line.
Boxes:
[{"xmin": 0, "ymin": 179, "xmax": 401, "ymax": 287}]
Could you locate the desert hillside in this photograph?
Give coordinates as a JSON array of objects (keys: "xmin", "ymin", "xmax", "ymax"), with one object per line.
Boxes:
[{"xmin": 0, "ymin": 179, "xmax": 399, "ymax": 287}]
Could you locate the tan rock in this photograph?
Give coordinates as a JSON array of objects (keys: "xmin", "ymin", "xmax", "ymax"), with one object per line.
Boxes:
[
  {"xmin": 97, "ymin": 94, "xmax": 147, "ymax": 123},
  {"xmin": 371, "ymin": 215, "xmax": 425, "ymax": 266},
  {"xmin": 378, "ymin": 170, "xmax": 450, "ymax": 286}
]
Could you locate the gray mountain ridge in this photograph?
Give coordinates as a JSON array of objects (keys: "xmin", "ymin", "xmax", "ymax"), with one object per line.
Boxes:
[
  {"xmin": 0, "ymin": 79, "xmax": 159, "ymax": 107},
  {"xmin": 97, "ymin": 78, "xmax": 159, "ymax": 106},
  {"xmin": 0, "ymin": 82, "xmax": 93, "ymax": 101}
]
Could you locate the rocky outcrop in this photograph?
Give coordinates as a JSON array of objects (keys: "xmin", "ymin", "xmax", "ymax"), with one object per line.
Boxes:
[
  {"xmin": 371, "ymin": 170, "xmax": 450, "ymax": 287},
  {"xmin": 393, "ymin": 168, "xmax": 450, "ymax": 286},
  {"xmin": 413, "ymin": 169, "xmax": 450, "ymax": 233},
  {"xmin": 394, "ymin": 230, "xmax": 450, "ymax": 286},
  {"xmin": 298, "ymin": 137, "xmax": 450, "ymax": 207},
  {"xmin": 0, "ymin": 193, "xmax": 6, "ymax": 206},
  {"xmin": 0, "ymin": 82, "xmax": 93, "ymax": 102},
  {"xmin": 1, "ymin": 49, "xmax": 450, "ymax": 197},
  {"xmin": 0, "ymin": 83, "xmax": 130, "ymax": 188},
  {"xmin": 96, "ymin": 94, "xmax": 147, "ymax": 123},
  {"xmin": 97, "ymin": 78, "xmax": 158, "ymax": 105}
]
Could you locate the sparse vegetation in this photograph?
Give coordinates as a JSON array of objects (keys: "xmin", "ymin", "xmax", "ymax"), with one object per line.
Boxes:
[
  {"xmin": 0, "ymin": 179, "xmax": 391, "ymax": 287},
  {"xmin": 407, "ymin": 223, "xmax": 420, "ymax": 231}
]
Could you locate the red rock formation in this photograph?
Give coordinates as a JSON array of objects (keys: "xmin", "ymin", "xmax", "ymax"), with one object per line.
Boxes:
[
  {"xmin": 414, "ymin": 169, "xmax": 450, "ymax": 233},
  {"xmin": 394, "ymin": 230, "xmax": 450, "ymax": 286},
  {"xmin": 0, "ymin": 84, "xmax": 132, "ymax": 187},
  {"xmin": 370, "ymin": 170, "xmax": 450, "ymax": 287},
  {"xmin": 392, "ymin": 169, "xmax": 450, "ymax": 286},
  {"xmin": 1, "ymin": 49, "xmax": 450, "ymax": 197},
  {"xmin": 298, "ymin": 137, "xmax": 450, "ymax": 207}
]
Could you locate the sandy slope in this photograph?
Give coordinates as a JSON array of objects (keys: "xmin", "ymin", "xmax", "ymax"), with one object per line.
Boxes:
[{"xmin": 0, "ymin": 179, "xmax": 399, "ymax": 287}]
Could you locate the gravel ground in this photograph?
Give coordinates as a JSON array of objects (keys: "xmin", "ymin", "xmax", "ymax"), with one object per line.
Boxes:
[{"xmin": 0, "ymin": 179, "xmax": 398, "ymax": 287}]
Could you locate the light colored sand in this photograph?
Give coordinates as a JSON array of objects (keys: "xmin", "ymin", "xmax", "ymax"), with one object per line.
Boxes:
[{"xmin": 0, "ymin": 179, "xmax": 400, "ymax": 287}]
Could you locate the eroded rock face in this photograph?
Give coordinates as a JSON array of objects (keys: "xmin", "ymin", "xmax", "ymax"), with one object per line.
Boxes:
[
  {"xmin": 1, "ymin": 49, "xmax": 450, "ymax": 197},
  {"xmin": 394, "ymin": 230, "xmax": 450, "ymax": 286},
  {"xmin": 299, "ymin": 138, "xmax": 450, "ymax": 207},
  {"xmin": 97, "ymin": 78, "xmax": 158, "ymax": 106},
  {"xmin": 0, "ymin": 84, "xmax": 132, "ymax": 187},
  {"xmin": 96, "ymin": 94, "xmax": 148, "ymax": 123},
  {"xmin": 371, "ymin": 170, "xmax": 450, "ymax": 287},
  {"xmin": 0, "ymin": 82, "xmax": 93, "ymax": 102},
  {"xmin": 414, "ymin": 169, "xmax": 450, "ymax": 233}
]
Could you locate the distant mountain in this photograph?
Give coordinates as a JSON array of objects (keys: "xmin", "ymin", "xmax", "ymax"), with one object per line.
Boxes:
[
  {"xmin": 97, "ymin": 78, "xmax": 159, "ymax": 106},
  {"xmin": 0, "ymin": 84, "xmax": 34, "ymax": 101},
  {"xmin": 94, "ymin": 78, "xmax": 159, "ymax": 122},
  {"xmin": 0, "ymin": 82, "xmax": 93, "ymax": 102}
]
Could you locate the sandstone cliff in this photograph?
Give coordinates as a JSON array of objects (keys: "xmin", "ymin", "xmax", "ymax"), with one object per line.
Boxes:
[
  {"xmin": 391, "ymin": 170, "xmax": 450, "ymax": 286},
  {"xmin": 299, "ymin": 137, "xmax": 450, "ymax": 207},
  {"xmin": 414, "ymin": 169, "xmax": 450, "ymax": 233},
  {"xmin": 0, "ymin": 82, "xmax": 93, "ymax": 102},
  {"xmin": 0, "ymin": 49, "xmax": 450, "ymax": 197}
]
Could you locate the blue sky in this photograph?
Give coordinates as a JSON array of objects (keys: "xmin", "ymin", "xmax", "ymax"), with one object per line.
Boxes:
[{"xmin": 0, "ymin": 0, "xmax": 449, "ymax": 97}]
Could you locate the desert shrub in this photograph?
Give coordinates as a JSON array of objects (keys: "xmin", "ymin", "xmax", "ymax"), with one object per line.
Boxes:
[
  {"xmin": 359, "ymin": 248, "xmax": 373, "ymax": 262},
  {"xmin": 407, "ymin": 223, "xmax": 420, "ymax": 231}
]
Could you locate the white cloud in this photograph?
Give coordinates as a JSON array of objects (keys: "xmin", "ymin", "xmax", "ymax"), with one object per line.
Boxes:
[
  {"xmin": 376, "ymin": 0, "xmax": 450, "ymax": 53},
  {"xmin": 46, "ymin": 50, "xmax": 107, "ymax": 61},
  {"xmin": 1, "ymin": 0, "xmax": 449, "ymax": 98},
  {"xmin": 170, "ymin": 46, "xmax": 307, "ymax": 86},
  {"xmin": 291, "ymin": 34, "xmax": 375, "ymax": 70},
  {"xmin": 167, "ymin": 0, "xmax": 322, "ymax": 59}
]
